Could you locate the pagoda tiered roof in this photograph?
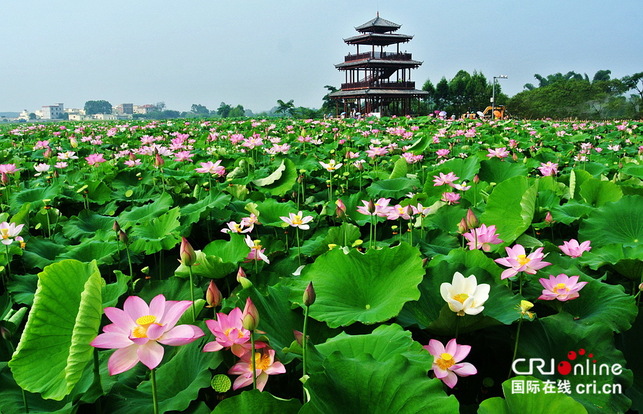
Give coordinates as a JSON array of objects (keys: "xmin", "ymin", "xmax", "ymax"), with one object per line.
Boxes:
[
  {"xmin": 343, "ymin": 32, "xmax": 413, "ymax": 46},
  {"xmin": 354, "ymin": 14, "xmax": 401, "ymax": 33}
]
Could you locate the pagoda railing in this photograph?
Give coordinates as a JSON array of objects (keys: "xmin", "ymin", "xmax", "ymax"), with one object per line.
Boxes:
[
  {"xmin": 341, "ymin": 81, "xmax": 416, "ymax": 90},
  {"xmin": 344, "ymin": 51, "xmax": 412, "ymax": 62}
]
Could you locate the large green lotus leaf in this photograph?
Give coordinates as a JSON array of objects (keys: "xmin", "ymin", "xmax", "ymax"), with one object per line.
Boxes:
[
  {"xmin": 579, "ymin": 177, "xmax": 622, "ymax": 207},
  {"xmin": 299, "ymin": 243, "xmax": 424, "ymax": 328},
  {"xmin": 621, "ymin": 164, "xmax": 643, "ymax": 180},
  {"xmin": 118, "ymin": 192, "xmax": 173, "ymax": 226},
  {"xmin": 240, "ymin": 284, "xmax": 336, "ymax": 364},
  {"xmin": 398, "ymin": 249, "xmax": 521, "ymax": 335},
  {"xmin": 9, "ymin": 260, "xmax": 103, "ymax": 400},
  {"xmin": 552, "ymin": 276, "xmax": 638, "ymax": 333},
  {"xmin": 21, "ymin": 237, "xmax": 68, "ymax": 269},
  {"xmin": 174, "ymin": 250, "xmax": 237, "ymax": 280},
  {"xmin": 430, "ymin": 156, "xmax": 481, "ymax": 182},
  {"xmin": 102, "ymin": 338, "xmax": 222, "ymax": 414},
  {"xmin": 62, "ymin": 210, "xmax": 116, "ymax": 241},
  {"xmin": 59, "ymin": 240, "xmax": 119, "ymax": 265},
  {"xmin": 0, "ymin": 363, "xmax": 75, "ymax": 413},
  {"xmin": 7, "ymin": 273, "xmax": 38, "ymax": 306},
  {"xmin": 551, "ymin": 200, "xmax": 595, "ymax": 225},
  {"xmin": 213, "ymin": 390, "xmax": 301, "ymax": 414},
  {"xmin": 478, "ymin": 158, "xmax": 528, "ymax": 184},
  {"xmin": 366, "ymin": 177, "xmax": 421, "ymax": 199},
  {"xmin": 478, "ymin": 376, "xmax": 587, "ymax": 414},
  {"xmin": 203, "ymin": 233, "xmax": 250, "ymax": 264},
  {"xmin": 9, "ymin": 185, "xmax": 61, "ymax": 214},
  {"xmin": 578, "ymin": 243, "xmax": 643, "ymax": 280},
  {"xmin": 518, "ymin": 314, "xmax": 633, "ymax": 414},
  {"xmin": 569, "ymin": 169, "xmax": 593, "ymax": 200},
  {"xmin": 86, "ymin": 180, "xmax": 112, "ymax": 204},
  {"xmin": 388, "ymin": 156, "xmax": 408, "ymax": 179},
  {"xmin": 129, "ymin": 207, "xmax": 182, "ymax": 254},
  {"xmin": 254, "ymin": 198, "xmax": 300, "ymax": 227},
  {"xmin": 324, "ymin": 222, "xmax": 361, "ymax": 247},
  {"xmin": 315, "ymin": 323, "xmax": 432, "ymax": 369},
  {"xmin": 253, "ymin": 158, "xmax": 298, "ymax": 196},
  {"xmin": 579, "ymin": 195, "xmax": 643, "ymax": 248},
  {"xmin": 102, "ymin": 270, "xmax": 131, "ymax": 308},
  {"xmin": 480, "ymin": 175, "xmax": 538, "ymax": 244},
  {"xmin": 406, "ymin": 131, "xmax": 432, "ymax": 154},
  {"xmin": 179, "ymin": 192, "xmax": 231, "ymax": 227},
  {"xmin": 300, "ymin": 353, "xmax": 459, "ymax": 414}
]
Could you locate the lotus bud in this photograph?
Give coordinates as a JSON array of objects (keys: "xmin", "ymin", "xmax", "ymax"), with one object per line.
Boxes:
[
  {"xmin": 473, "ymin": 174, "xmax": 480, "ymax": 184},
  {"xmin": 141, "ymin": 266, "xmax": 150, "ymax": 275},
  {"xmin": 118, "ymin": 229, "xmax": 129, "ymax": 244},
  {"xmin": 241, "ymin": 297, "xmax": 259, "ymax": 331},
  {"xmin": 180, "ymin": 237, "xmax": 196, "ymax": 266},
  {"xmin": 303, "ymin": 282, "xmax": 316, "ymax": 307},
  {"xmin": 113, "ymin": 220, "xmax": 121, "ymax": 233},
  {"xmin": 43, "ymin": 147, "xmax": 52, "ymax": 159},
  {"xmin": 639, "ymin": 282, "xmax": 643, "ymax": 292},
  {"xmin": 367, "ymin": 200, "xmax": 375, "ymax": 214},
  {"xmin": 205, "ymin": 280, "xmax": 222, "ymax": 308},
  {"xmin": 69, "ymin": 137, "xmax": 78, "ymax": 148},
  {"xmin": 154, "ymin": 152, "xmax": 164, "ymax": 168},
  {"xmin": 1, "ymin": 172, "xmax": 9, "ymax": 186},
  {"xmin": 544, "ymin": 212, "xmax": 554, "ymax": 224},
  {"xmin": 293, "ymin": 330, "xmax": 304, "ymax": 346},
  {"xmin": 457, "ymin": 217, "xmax": 468, "ymax": 234},
  {"xmin": 465, "ymin": 209, "xmax": 478, "ymax": 229},
  {"xmin": 237, "ymin": 267, "xmax": 253, "ymax": 289},
  {"xmin": 335, "ymin": 198, "xmax": 346, "ymax": 219}
]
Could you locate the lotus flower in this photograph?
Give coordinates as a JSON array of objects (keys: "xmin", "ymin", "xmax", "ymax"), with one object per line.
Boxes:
[
  {"xmin": 558, "ymin": 239, "xmax": 591, "ymax": 258},
  {"xmin": 440, "ymin": 272, "xmax": 490, "ymax": 316},
  {"xmin": 91, "ymin": 294, "xmax": 204, "ymax": 375},
  {"xmin": 538, "ymin": 274, "xmax": 588, "ymax": 301},
  {"xmin": 228, "ymin": 347, "xmax": 286, "ymax": 391},
  {"xmin": 280, "ymin": 211, "xmax": 314, "ymax": 230},
  {"xmin": 0, "ymin": 222, "xmax": 25, "ymax": 246},
  {"xmin": 494, "ymin": 244, "xmax": 551, "ymax": 280},
  {"xmin": 203, "ymin": 307, "xmax": 254, "ymax": 357},
  {"xmin": 463, "ymin": 224, "xmax": 503, "ymax": 252},
  {"xmin": 425, "ymin": 338, "xmax": 477, "ymax": 388}
]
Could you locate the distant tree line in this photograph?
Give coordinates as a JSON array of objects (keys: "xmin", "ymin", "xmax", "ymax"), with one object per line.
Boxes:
[
  {"xmin": 420, "ymin": 70, "xmax": 509, "ymax": 116},
  {"xmin": 509, "ymin": 70, "xmax": 642, "ymax": 119}
]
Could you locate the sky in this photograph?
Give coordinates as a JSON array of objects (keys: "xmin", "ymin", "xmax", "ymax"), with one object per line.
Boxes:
[{"xmin": 1, "ymin": 0, "xmax": 642, "ymax": 113}]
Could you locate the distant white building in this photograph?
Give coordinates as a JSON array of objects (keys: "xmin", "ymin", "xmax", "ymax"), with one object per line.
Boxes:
[
  {"xmin": 18, "ymin": 110, "xmax": 30, "ymax": 121},
  {"xmin": 92, "ymin": 113, "xmax": 117, "ymax": 120},
  {"xmin": 41, "ymin": 103, "xmax": 64, "ymax": 119},
  {"xmin": 134, "ymin": 104, "xmax": 156, "ymax": 114}
]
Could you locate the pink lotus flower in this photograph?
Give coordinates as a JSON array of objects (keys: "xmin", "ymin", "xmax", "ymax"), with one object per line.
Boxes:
[
  {"xmin": 538, "ymin": 162, "xmax": 558, "ymax": 176},
  {"xmin": 494, "ymin": 244, "xmax": 551, "ymax": 280},
  {"xmin": 441, "ymin": 192, "xmax": 461, "ymax": 205},
  {"xmin": 91, "ymin": 295, "xmax": 205, "ymax": 375},
  {"xmin": 386, "ymin": 204, "xmax": 411, "ymax": 220},
  {"xmin": 221, "ymin": 220, "xmax": 253, "ymax": 234},
  {"xmin": 228, "ymin": 347, "xmax": 286, "ymax": 391},
  {"xmin": 424, "ymin": 338, "xmax": 477, "ymax": 388},
  {"xmin": 85, "ymin": 153, "xmax": 106, "ymax": 166},
  {"xmin": 463, "ymin": 224, "xmax": 503, "ymax": 252},
  {"xmin": 486, "ymin": 147, "xmax": 510, "ymax": 159},
  {"xmin": 436, "ymin": 149, "xmax": 450, "ymax": 158},
  {"xmin": 357, "ymin": 198, "xmax": 392, "ymax": 217},
  {"xmin": 245, "ymin": 236, "xmax": 270, "ymax": 264},
  {"xmin": 195, "ymin": 160, "xmax": 225, "ymax": 176},
  {"xmin": 538, "ymin": 274, "xmax": 588, "ymax": 301},
  {"xmin": 559, "ymin": 239, "xmax": 591, "ymax": 258},
  {"xmin": 0, "ymin": 221, "xmax": 25, "ymax": 245},
  {"xmin": 280, "ymin": 211, "xmax": 314, "ymax": 230},
  {"xmin": 203, "ymin": 307, "xmax": 253, "ymax": 357},
  {"xmin": 433, "ymin": 172, "xmax": 459, "ymax": 187}
]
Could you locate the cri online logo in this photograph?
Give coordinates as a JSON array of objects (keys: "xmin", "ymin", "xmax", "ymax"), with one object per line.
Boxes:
[{"xmin": 512, "ymin": 348, "xmax": 623, "ymax": 377}]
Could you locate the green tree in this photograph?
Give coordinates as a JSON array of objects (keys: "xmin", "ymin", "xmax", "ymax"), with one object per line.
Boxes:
[
  {"xmin": 217, "ymin": 102, "xmax": 232, "ymax": 118},
  {"xmin": 84, "ymin": 100, "xmax": 112, "ymax": 115},
  {"xmin": 190, "ymin": 104, "xmax": 209, "ymax": 116},
  {"xmin": 228, "ymin": 104, "xmax": 246, "ymax": 118},
  {"xmin": 321, "ymin": 85, "xmax": 339, "ymax": 114},
  {"xmin": 275, "ymin": 99, "xmax": 295, "ymax": 117}
]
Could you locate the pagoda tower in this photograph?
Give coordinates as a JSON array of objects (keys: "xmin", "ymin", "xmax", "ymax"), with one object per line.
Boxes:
[{"xmin": 329, "ymin": 13, "xmax": 428, "ymax": 116}]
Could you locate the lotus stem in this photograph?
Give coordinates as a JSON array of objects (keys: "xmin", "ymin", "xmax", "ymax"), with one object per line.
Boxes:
[
  {"xmin": 251, "ymin": 333, "xmax": 257, "ymax": 390},
  {"xmin": 302, "ymin": 304, "xmax": 310, "ymax": 402},
  {"xmin": 93, "ymin": 348, "xmax": 102, "ymax": 414},
  {"xmin": 151, "ymin": 368, "xmax": 159, "ymax": 414},
  {"xmin": 509, "ymin": 317, "xmax": 524, "ymax": 379},
  {"xmin": 187, "ymin": 265, "xmax": 196, "ymax": 322}
]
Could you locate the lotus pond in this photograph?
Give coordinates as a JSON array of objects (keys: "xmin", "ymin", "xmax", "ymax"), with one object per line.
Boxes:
[{"xmin": 0, "ymin": 116, "xmax": 642, "ymax": 413}]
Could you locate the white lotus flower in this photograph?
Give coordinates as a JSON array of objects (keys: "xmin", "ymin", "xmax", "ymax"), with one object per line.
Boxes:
[{"xmin": 440, "ymin": 272, "xmax": 490, "ymax": 316}]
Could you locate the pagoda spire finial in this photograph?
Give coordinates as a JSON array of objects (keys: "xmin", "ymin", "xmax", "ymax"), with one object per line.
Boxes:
[{"xmin": 376, "ymin": 11, "xmax": 379, "ymax": 17}]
